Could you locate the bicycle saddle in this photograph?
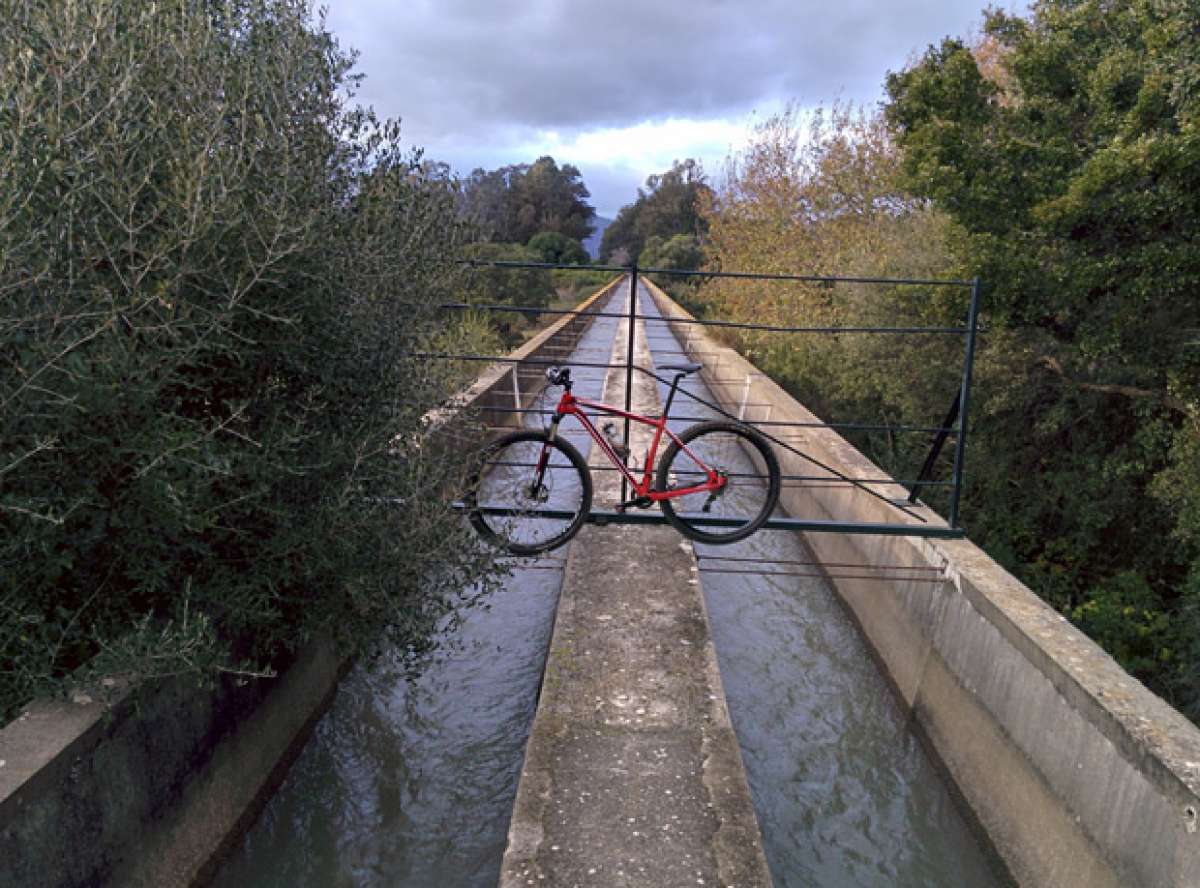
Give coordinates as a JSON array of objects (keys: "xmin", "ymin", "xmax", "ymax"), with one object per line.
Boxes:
[{"xmin": 659, "ymin": 362, "xmax": 703, "ymax": 376}]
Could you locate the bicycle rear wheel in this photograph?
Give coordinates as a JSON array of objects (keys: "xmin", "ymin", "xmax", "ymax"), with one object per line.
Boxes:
[
  {"xmin": 467, "ymin": 430, "xmax": 592, "ymax": 555},
  {"xmin": 655, "ymin": 420, "xmax": 780, "ymax": 545}
]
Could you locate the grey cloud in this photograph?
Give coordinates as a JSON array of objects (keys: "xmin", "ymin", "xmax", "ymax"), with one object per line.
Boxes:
[
  {"xmin": 331, "ymin": 0, "xmax": 1003, "ymax": 136},
  {"xmin": 326, "ymin": 0, "xmax": 1024, "ymax": 210}
]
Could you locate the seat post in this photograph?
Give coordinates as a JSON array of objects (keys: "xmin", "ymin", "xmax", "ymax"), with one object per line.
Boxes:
[{"xmin": 661, "ymin": 372, "xmax": 686, "ymax": 418}]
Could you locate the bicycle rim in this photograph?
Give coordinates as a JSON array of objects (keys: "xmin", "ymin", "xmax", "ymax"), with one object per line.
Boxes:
[
  {"xmin": 469, "ymin": 433, "xmax": 591, "ymax": 555},
  {"xmin": 656, "ymin": 422, "xmax": 780, "ymax": 544}
]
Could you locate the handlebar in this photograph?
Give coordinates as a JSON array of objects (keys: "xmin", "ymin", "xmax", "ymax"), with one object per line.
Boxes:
[{"xmin": 545, "ymin": 366, "xmax": 572, "ymax": 387}]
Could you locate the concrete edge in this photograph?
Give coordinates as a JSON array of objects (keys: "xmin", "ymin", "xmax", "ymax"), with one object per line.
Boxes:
[
  {"xmin": 0, "ymin": 642, "xmax": 348, "ymax": 888},
  {"xmin": 499, "ymin": 301, "xmax": 772, "ymax": 885},
  {"xmin": 642, "ymin": 277, "xmax": 1200, "ymax": 886},
  {"xmin": 137, "ymin": 643, "xmax": 351, "ymax": 888}
]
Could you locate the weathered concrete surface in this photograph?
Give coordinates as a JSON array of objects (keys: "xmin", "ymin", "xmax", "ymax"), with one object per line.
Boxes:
[
  {"xmin": 644, "ymin": 277, "xmax": 1200, "ymax": 887},
  {"xmin": 501, "ymin": 283, "xmax": 772, "ymax": 887},
  {"xmin": 0, "ymin": 641, "xmax": 346, "ymax": 888}
]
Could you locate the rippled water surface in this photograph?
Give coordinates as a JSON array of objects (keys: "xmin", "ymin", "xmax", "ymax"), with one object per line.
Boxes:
[
  {"xmin": 211, "ymin": 292, "xmax": 624, "ymax": 888},
  {"xmin": 214, "ymin": 283, "xmax": 1004, "ymax": 887},
  {"xmin": 642, "ymin": 292, "xmax": 1004, "ymax": 887}
]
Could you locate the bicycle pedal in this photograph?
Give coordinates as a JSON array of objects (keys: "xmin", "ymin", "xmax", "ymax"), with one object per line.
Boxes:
[{"xmin": 618, "ymin": 496, "xmax": 653, "ymax": 511}]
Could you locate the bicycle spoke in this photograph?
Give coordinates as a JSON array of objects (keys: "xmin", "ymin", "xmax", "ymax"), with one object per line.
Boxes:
[
  {"xmin": 471, "ymin": 434, "xmax": 590, "ymax": 554},
  {"xmin": 657, "ymin": 422, "xmax": 780, "ymax": 544}
]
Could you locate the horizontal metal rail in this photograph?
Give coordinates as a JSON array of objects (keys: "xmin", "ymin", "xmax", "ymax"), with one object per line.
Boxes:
[
  {"xmin": 471, "ymin": 404, "xmax": 956, "ymax": 435},
  {"xmin": 440, "ymin": 302, "xmax": 970, "ymax": 335},
  {"xmin": 422, "ymin": 352, "xmax": 935, "ymax": 523},
  {"xmin": 476, "ymin": 458, "xmax": 952, "ymax": 487},
  {"xmin": 458, "ymin": 503, "xmax": 964, "ymax": 539},
  {"xmin": 438, "ymin": 262, "xmax": 981, "ymax": 533},
  {"xmin": 464, "ymin": 259, "xmax": 974, "ymax": 287}
]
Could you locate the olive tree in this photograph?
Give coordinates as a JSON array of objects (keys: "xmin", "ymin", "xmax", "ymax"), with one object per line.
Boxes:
[{"xmin": 1, "ymin": 0, "xmax": 492, "ymax": 720}]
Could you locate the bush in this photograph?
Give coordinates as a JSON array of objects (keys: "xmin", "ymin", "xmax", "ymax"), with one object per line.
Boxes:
[
  {"xmin": 549, "ymin": 268, "xmax": 619, "ymax": 303},
  {"xmin": 527, "ymin": 231, "xmax": 590, "ymax": 266},
  {"xmin": 1, "ymin": 0, "xmax": 494, "ymax": 722},
  {"xmin": 460, "ymin": 243, "xmax": 556, "ymax": 342},
  {"xmin": 639, "ymin": 234, "xmax": 705, "ymax": 274}
]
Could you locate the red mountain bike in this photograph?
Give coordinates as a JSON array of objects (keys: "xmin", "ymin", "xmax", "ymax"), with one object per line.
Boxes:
[{"xmin": 467, "ymin": 364, "xmax": 781, "ymax": 555}]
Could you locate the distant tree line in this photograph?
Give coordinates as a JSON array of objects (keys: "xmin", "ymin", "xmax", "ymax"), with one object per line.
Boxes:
[
  {"xmin": 600, "ymin": 158, "xmax": 712, "ymax": 270},
  {"xmin": 450, "ymin": 153, "xmax": 717, "ymax": 342},
  {"xmin": 450, "ymin": 156, "xmax": 601, "ymax": 340},
  {"xmin": 460, "ymin": 156, "xmax": 596, "ymax": 247}
]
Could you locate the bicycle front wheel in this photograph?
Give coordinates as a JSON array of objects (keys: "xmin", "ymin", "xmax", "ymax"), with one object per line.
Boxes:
[
  {"xmin": 655, "ymin": 421, "xmax": 780, "ymax": 545},
  {"xmin": 467, "ymin": 430, "xmax": 592, "ymax": 556}
]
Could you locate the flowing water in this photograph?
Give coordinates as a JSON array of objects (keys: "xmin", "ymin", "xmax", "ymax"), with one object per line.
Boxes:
[
  {"xmin": 212, "ymin": 283, "xmax": 1005, "ymax": 887},
  {"xmin": 640, "ymin": 288, "xmax": 1005, "ymax": 887},
  {"xmin": 211, "ymin": 293, "xmax": 625, "ymax": 888}
]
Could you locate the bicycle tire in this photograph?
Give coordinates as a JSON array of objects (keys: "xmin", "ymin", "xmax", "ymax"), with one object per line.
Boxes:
[
  {"xmin": 655, "ymin": 420, "xmax": 780, "ymax": 545},
  {"xmin": 467, "ymin": 430, "xmax": 592, "ymax": 555}
]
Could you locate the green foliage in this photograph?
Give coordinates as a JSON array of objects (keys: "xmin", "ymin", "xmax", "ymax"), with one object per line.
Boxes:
[
  {"xmin": 549, "ymin": 268, "xmax": 618, "ymax": 305},
  {"xmin": 883, "ymin": 0, "xmax": 1200, "ymax": 714},
  {"xmin": 461, "ymin": 243, "xmax": 556, "ymax": 342},
  {"xmin": 698, "ymin": 29, "xmax": 1200, "ymax": 721},
  {"xmin": 1, "ymin": 0, "xmax": 495, "ymax": 722},
  {"xmin": 461, "ymin": 157, "xmax": 596, "ymax": 244},
  {"xmin": 698, "ymin": 101, "xmax": 959, "ymax": 432},
  {"xmin": 527, "ymin": 230, "xmax": 590, "ymax": 266},
  {"xmin": 639, "ymin": 233, "xmax": 706, "ymax": 308},
  {"xmin": 600, "ymin": 159, "xmax": 711, "ymax": 263},
  {"xmin": 639, "ymin": 234, "xmax": 705, "ymax": 273},
  {"xmin": 1071, "ymin": 572, "xmax": 1179, "ymax": 683}
]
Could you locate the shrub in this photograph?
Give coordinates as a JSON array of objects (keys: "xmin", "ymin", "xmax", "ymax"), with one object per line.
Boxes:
[
  {"xmin": 527, "ymin": 231, "xmax": 590, "ymax": 266},
  {"xmin": 1, "ymin": 0, "xmax": 493, "ymax": 721},
  {"xmin": 460, "ymin": 243, "xmax": 556, "ymax": 343}
]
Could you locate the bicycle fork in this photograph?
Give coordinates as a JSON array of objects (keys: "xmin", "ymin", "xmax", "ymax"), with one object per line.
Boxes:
[{"xmin": 530, "ymin": 414, "xmax": 565, "ymax": 499}]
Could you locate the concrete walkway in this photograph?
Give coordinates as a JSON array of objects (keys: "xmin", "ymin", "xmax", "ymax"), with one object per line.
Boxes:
[{"xmin": 500, "ymin": 285, "xmax": 772, "ymax": 888}]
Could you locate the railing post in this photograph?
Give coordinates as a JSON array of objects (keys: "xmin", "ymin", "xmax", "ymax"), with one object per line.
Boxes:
[
  {"xmin": 948, "ymin": 278, "xmax": 981, "ymax": 529},
  {"xmin": 738, "ymin": 374, "xmax": 753, "ymax": 421},
  {"xmin": 907, "ymin": 392, "xmax": 961, "ymax": 505},
  {"xmin": 622, "ymin": 264, "xmax": 638, "ymax": 502}
]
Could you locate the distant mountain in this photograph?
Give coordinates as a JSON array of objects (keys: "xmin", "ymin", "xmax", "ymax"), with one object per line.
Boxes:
[{"xmin": 583, "ymin": 216, "xmax": 612, "ymax": 260}]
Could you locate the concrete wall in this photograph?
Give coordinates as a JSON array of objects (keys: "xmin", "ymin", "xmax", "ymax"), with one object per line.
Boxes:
[
  {"xmin": 0, "ymin": 643, "xmax": 347, "ymax": 888},
  {"xmin": 643, "ymin": 278, "xmax": 1200, "ymax": 887},
  {"xmin": 0, "ymin": 278, "xmax": 624, "ymax": 888}
]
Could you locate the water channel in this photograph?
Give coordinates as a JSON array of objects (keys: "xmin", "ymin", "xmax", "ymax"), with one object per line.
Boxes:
[
  {"xmin": 639, "ymin": 289, "xmax": 1005, "ymax": 887},
  {"xmin": 212, "ymin": 282, "xmax": 1004, "ymax": 887}
]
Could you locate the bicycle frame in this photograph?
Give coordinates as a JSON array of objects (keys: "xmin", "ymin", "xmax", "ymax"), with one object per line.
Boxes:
[{"xmin": 540, "ymin": 386, "xmax": 725, "ymax": 504}]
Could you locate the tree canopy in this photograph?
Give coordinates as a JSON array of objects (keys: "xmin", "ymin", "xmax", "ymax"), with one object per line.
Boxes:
[
  {"xmin": 528, "ymin": 230, "xmax": 591, "ymax": 266},
  {"xmin": 460, "ymin": 242, "xmax": 557, "ymax": 341},
  {"xmin": 600, "ymin": 159, "xmax": 712, "ymax": 263},
  {"xmin": 1, "ymin": 0, "xmax": 494, "ymax": 721},
  {"xmin": 884, "ymin": 0, "xmax": 1200, "ymax": 688},
  {"xmin": 461, "ymin": 156, "xmax": 596, "ymax": 246}
]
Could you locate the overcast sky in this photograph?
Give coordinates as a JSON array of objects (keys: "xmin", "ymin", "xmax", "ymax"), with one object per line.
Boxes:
[{"xmin": 325, "ymin": 0, "xmax": 1027, "ymax": 218}]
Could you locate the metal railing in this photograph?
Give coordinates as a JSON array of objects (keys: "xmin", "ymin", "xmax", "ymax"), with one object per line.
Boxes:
[{"xmin": 428, "ymin": 258, "xmax": 980, "ymax": 537}]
